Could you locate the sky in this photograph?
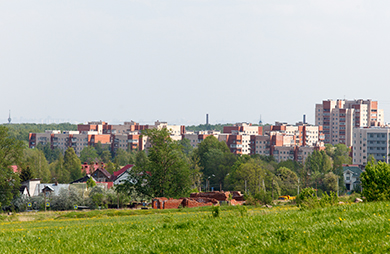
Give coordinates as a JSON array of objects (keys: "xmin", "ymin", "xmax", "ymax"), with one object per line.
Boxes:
[{"xmin": 1, "ymin": 1, "xmax": 390, "ymax": 126}]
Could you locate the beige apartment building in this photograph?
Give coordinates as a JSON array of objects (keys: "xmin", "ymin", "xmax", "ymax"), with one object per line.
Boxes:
[
  {"xmin": 352, "ymin": 127, "xmax": 390, "ymax": 165},
  {"xmin": 315, "ymin": 99, "xmax": 384, "ymax": 146}
]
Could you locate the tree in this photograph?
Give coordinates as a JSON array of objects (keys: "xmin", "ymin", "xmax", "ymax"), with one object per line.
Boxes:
[
  {"xmin": 119, "ymin": 128, "xmax": 191, "ymax": 199},
  {"xmin": 20, "ymin": 166, "xmax": 34, "ymax": 182},
  {"xmin": 64, "ymin": 147, "xmax": 82, "ymax": 182},
  {"xmin": 193, "ymin": 135, "xmax": 234, "ymax": 188},
  {"xmin": 101, "ymin": 150, "xmax": 112, "ymax": 164},
  {"xmin": 227, "ymin": 158, "xmax": 275, "ymax": 195},
  {"xmin": 49, "ymin": 153, "xmax": 69, "ymax": 183},
  {"xmin": 361, "ymin": 161, "xmax": 390, "ymax": 201},
  {"xmin": 304, "ymin": 150, "xmax": 333, "ymax": 188},
  {"xmin": 323, "ymin": 172, "xmax": 338, "ymax": 193},
  {"xmin": 36, "ymin": 142, "xmax": 62, "ymax": 164},
  {"xmin": 80, "ymin": 146, "xmax": 99, "ymax": 164},
  {"xmin": 0, "ymin": 126, "xmax": 24, "ymax": 207},
  {"xmin": 276, "ymin": 167, "xmax": 298, "ymax": 196},
  {"xmin": 178, "ymin": 138, "xmax": 193, "ymax": 156},
  {"xmin": 22, "ymin": 149, "xmax": 51, "ymax": 182}
]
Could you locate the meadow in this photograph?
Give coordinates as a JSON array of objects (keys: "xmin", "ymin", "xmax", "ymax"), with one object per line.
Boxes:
[{"xmin": 1, "ymin": 202, "xmax": 390, "ymax": 253}]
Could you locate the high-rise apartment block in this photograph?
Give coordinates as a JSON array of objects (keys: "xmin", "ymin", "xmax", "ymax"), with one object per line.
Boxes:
[
  {"xmin": 352, "ymin": 127, "xmax": 390, "ymax": 165},
  {"xmin": 315, "ymin": 99, "xmax": 384, "ymax": 146}
]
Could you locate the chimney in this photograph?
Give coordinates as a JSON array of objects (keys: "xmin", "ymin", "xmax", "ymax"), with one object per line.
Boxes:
[
  {"xmin": 303, "ymin": 114, "xmax": 306, "ymax": 124},
  {"xmin": 206, "ymin": 114, "xmax": 209, "ymax": 125}
]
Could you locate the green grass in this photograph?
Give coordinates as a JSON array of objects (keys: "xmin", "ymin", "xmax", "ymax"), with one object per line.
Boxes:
[{"xmin": 1, "ymin": 202, "xmax": 390, "ymax": 253}]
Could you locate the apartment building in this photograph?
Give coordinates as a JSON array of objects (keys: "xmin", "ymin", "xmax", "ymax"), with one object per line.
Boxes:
[
  {"xmin": 315, "ymin": 99, "xmax": 384, "ymax": 146},
  {"xmin": 29, "ymin": 130, "xmax": 111, "ymax": 156},
  {"xmin": 263, "ymin": 122, "xmax": 324, "ymax": 147},
  {"xmin": 183, "ymin": 131, "xmax": 221, "ymax": 148},
  {"xmin": 352, "ymin": 127, "xmax": 390, "ymax": 165},
  {"xmin": 30, "ymin": 120, "xmax": 186, "ymax": 156}
]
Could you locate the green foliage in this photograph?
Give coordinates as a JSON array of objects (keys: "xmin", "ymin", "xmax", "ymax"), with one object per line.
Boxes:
[
  {"xmin": 79, "ymin": 146, "xmax": 99, "ymax": 164},
  {"xmin": 4, "ymin": 123, "xmax": 77, "ymax": 143},
  {"xmin": 361, "ymin": 161, "xmax": 390, "ymax": 201},
  {"xmin": 36, "ymin": 143, "xmax": 62, "ymax": 164},
  {"xmin": 63, "ymin": 147, "xmax": 82, "ymax": 182},
  {"xmin": 178, "ymin": 138, "xmax": 193, "ymax": 155},
  {"xmin": 21, "ymin": 148, "xmax": 51, "ymax": 182},
  {"xmin": 237, "ymin": 204, "xmax": 248, "ymax": 217},
  {"xmin": 212, "ymin": 205, "xmax": 220, "ymax": 218},
  {"xmin": 297, "ymin": 188, "xmax": 338, "ymax": 210},
  {"xmin": 194, "ymin": 136, "xmax": 236, "ymax": 190},
  {"xmin": 114, "ymin": 148, "xmax": 135, "ymax": 166},
  {"xmin": 86, "ymin": 177, "xmax": 96, "ymax": 189},
  {"xmin": 89, "ymin": 187, "xmax": 107, "ymax": 209},
  {"xmin": 227, "ymin": 158, "xmax": 275, "ymax": 196},
  {"xmin": 185, "ymin": 123, "xmax": 232, "ymax": 132},
  {"xmin": 276, "ymin": 167, "xmax": 298, "ymax": 196},
  {"xmin": 20, "ymin": 166, "xmax": 34, "ymax": 182},
  {"xmin": 0, "ymin": 126, "xmax": 24, "ymax": 208},
  {"xmin": 49, "ymin": 154, "xmax": 69, "ymax": 183},
  {"xmin": 119, "ymin": 128, "xmax": 191, "ymax": 199}
]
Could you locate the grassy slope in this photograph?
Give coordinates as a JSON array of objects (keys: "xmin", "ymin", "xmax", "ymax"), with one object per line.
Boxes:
[{"xmin": 1, "ymin": 202, "xmax": 390, "ymax": 253}]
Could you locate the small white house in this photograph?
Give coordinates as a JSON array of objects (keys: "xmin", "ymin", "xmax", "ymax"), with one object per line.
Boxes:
[{"xmin": 343, "ymin": 165, "xmax": 363, "ymax": 193}]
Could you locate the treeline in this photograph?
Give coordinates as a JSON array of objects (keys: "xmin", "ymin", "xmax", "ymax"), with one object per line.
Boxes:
[
  {"xmin": 185, "ymin": 124, "xmax": 232, "ymax": 132},
  {"xmin": 4, "ymin": 123, "xmax": 78, "ymax": 144}
]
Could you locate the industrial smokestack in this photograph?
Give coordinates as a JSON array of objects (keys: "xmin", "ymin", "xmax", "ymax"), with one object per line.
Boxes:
[
  {"xmin": 206, "ymin": 114, "xmax": 209, "ymax": 125},
  {"xmin": 303, "ymin": 114, "xmax": 306, "ymax": 124}
]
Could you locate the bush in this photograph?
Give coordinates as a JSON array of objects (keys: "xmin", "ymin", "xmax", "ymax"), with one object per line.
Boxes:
[
  {"xmin": 297, "ymin": 188, "xmax": 338, "ymax": 210},
  {"xmin": 212, "ymin": 206, "xmax": 220, "ymax": 218},
  {"xmin": 361, "ymin": 161, "xmax": 390, "ymax": 201}
]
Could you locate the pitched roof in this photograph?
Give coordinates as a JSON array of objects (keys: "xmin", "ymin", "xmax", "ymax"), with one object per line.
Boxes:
[
  {"xmin": 343, "ymin": 165, "xmax": 363, "ymax": 176},
  {"xmin": 93, "ymin": 167, "xmax": 112, "ymax": 179},
  {"xmin": 112, "ymin": 164, "xmax": 134, "ymax": 180}
]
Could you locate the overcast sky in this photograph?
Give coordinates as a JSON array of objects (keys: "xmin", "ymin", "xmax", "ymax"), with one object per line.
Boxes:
[{"xmin": 1, "ymin": 1, "xmax": 390, "ymax": 125}]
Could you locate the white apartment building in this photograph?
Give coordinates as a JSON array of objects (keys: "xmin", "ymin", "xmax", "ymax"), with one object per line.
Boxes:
[{"xmin": 352, "ymin": 127, "xmax": 390, "ymax": 165}]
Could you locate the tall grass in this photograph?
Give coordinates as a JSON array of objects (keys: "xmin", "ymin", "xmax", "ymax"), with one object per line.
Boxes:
[{"xmin": 1, "ymin": 202, "xmax": 390, "ymax": 253}]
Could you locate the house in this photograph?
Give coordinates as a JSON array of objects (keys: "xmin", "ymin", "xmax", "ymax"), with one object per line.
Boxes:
[
  {"xmin": 71, "ymin": 174, "xmax": 113, "ymax": 190},
  {"xmin": 91, "ymin": 167, "xmax": 112, "ymax": 182},
  {"xmin": 112, "ymin": 164, "xmax": 134, "ymax": 185},
  {"xmin": 343, "ymin": 164, "xmax": 363, "ymax": 193},
  {"xmin": 35, "ymin": 183, "xmax": 70, "ymax": 196},
  {"xmin": 20, "ymin": 178, "xmax": 41, "ymax": 197}
]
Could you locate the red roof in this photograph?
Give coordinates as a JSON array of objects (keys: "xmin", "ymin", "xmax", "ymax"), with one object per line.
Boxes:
[{"xmin": 112, "ymin": 164, "xmax": 134, "ymax": 179}]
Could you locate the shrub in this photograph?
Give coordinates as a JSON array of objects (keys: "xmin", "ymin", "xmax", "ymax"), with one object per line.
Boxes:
[
  {"xmin": 361, "ymin": 161, "xmax": 390, "ymax": 201},
  {"xmin": 297, "ymin": 188, "xmax": 338, "ymax": 210},
  {"xmin": 212, "ymin": 206, "xmax": 220, "ymax": 218}
]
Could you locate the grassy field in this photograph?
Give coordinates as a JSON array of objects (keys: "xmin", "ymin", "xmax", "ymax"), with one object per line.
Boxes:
[{"xmin": 1, "ymin": 202, "xmax": 390, "ymax": 253}]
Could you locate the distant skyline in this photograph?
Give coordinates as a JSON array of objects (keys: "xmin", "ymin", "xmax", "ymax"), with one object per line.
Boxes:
[{"xmin": 2, "ymin": 1, "xmax": 390, "ymax": 126}]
